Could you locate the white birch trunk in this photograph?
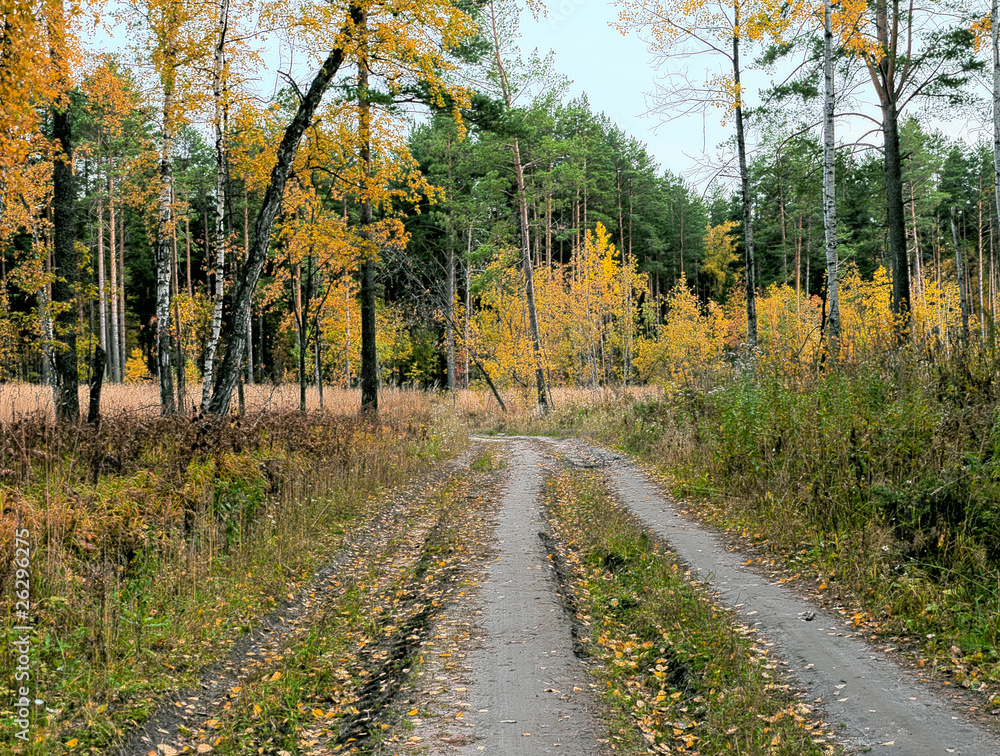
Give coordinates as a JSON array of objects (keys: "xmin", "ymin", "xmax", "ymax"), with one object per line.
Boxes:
[
  {"xmin": 994, "ymin": 0, "xmax": 1000, "ymax": 238},
  {"xmin": 108, "ymin": 176, "xmax": 120, "ymax": 382},
  {"xmin": 952, "ymin": 206, "xmax": 969, "ymax": 340},
  {"xmin": 822, "ymin": 0, "xmax": 840, "ymax": 357},
  {"xmin": 202, "ymin": 0, "xmax": 229, "ymax": 410},
  {"xmin": 97, "ymin": 187, "xmax": 108, "ymax": 373},
  {"xmin": 156, "ymin": 72, "xmax": 176, "ymax": 414},
  {"xmin": 244, "ymin": 192, "xmax": 253, "ymax": 384}
]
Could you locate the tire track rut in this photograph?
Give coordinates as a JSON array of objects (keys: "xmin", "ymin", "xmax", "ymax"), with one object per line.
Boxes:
[{"xmin": 556, "ymin": 436, "xmax": 1000, "ymax": 755}]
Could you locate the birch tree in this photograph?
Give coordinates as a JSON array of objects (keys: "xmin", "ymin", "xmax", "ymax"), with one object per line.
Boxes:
[
  {"xmin": 206, "ymin": 15, "xmax": 355, "ymax": 415},
  {"xmin": 207, "ymin": 0, "xmax": 473, "ymax": 414},
  {"xmin": 992, "ymin": 1, "xmax": 1000, "ymax": 243},
  {"xmin": 822, "ymin": 0, "xmax": 840, "ymax": 356},
  {"xmin": 951, "ymin": 205, "xmax": 970, "ymax": 339},
  {"xmin": 201, "ymin": 0, "xmax": 230, "ymax": 410},
  {"xmin": 134, "ymin": 0, "xmax": 198, "ymax": 414}
]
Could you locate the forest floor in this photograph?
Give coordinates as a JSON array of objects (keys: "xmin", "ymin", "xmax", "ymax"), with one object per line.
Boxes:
[{"xmin": 114, "ymin": 437, "xmax": 1000, "ymax": 756}]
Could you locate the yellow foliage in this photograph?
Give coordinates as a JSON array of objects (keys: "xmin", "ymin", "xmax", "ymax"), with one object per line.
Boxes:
[
  {"xmin": 124, "ymin": 349, "xmax": 153, "ymax": 384},
  {"xmin": 635, "ymin": 283, "xmax": 726, "ymax": 385},
  {"xmin": 701, "ymin": 220, "xmax": 739, "ymax": 297},
  {"xmin": 473, "ymin": 223, "xmax": 646, "ymax": 388},
  {"xmin": 755, "ymin": 283, "xmax": 823, "ymax": 376},
  {"xmin": 970, "ymin": 14, "xmax": 991, "ymax": 54}
]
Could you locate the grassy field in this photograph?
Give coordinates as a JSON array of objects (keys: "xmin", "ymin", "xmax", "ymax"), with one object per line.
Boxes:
[
  {"xmin": 0, "ymin": 383, "xmax": 451, "ymax": 422},
  {"xmin": 0, "ymin": 381, "xmax": 660, "ymax": 424}
]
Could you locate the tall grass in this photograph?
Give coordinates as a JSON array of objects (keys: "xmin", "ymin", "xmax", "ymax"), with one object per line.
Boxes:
[{"xmin": 0, "ymin": 383, "xmax": 445, "ymax": 422}]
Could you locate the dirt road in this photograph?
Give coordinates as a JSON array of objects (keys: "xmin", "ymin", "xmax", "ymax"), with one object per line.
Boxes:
[
  {"xmin": 450, "ymin": 440, "xmax": 602, "ymax": 754},
  {"xmin": 116, "ymin": 436, "xmax": 1000, "ymax": 755}
]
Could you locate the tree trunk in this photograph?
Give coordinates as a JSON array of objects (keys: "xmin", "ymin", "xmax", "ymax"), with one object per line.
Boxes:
[
  {"xmin": 97, "ymin": 187, "xmax": 108, "ymax": 375},
  {"xmin": 202, "ymin": 0, "xmax": 229, "ymax": 411},
  {"xmin": 446, "ymin": 233, "xmax": 456, "ymax": 392},
  {"xmin": 795, "ymin": 214, "xmax": 802, "ymax": 303},
  {"xmin": 882, "ymin": 103, "xmax": 910, "ymax": 317},
  {"xmin": 733, "ymin": 15, "xmax": 757, "ymax": 349},
  {"xmin": 909, "ymin": 184, "xmax": 924, "ymax": 300},
  {"xmin": 994, "ymin": 0, "xmax": 1000, "ymax": 277},
  {"xmin": 778, "ymin": 156, "xmax": 788, "ymax": 282},
  {"xmin": 314, "ymin": 314, "xmax": 323, "ymax": 410},
  {"xmin": 546, "ymin": 186, "xmax": 552, "ymax": 268},
  {"xmin": 873, "ymin": 2, "xmax": 911, "ymax": 319},
  {"xmin": 514, "ymin": 138, "xmax": 548, "ymax": 412},
  {"xmin": 488, "ymin": 1, "xmax": 547, "ymax": 413},
  {"xmin": 155, "ymin": 63, "xmax": 176, "ymax": 415},
  {"xmin": 34, "ymin": 221, "xmax": 53, "ymax": 386},
  {"xmin": 345, "ymin": 287, "xmax": 352, "ymax": 387},
  {"xmin": 185, "ymin": 215, "xmax": 192, "ymax": 299},
  {"xmin": 358, "ymin": 6, "xmax": 378, "ymax": 416},
  {"xmin": 51, "ymin": 87, "xmax": 78, "ymax": 422},
  {"xmin": 87, "ymin": 345, "xmax": 106, "ymax": 426},
  {"xmin": 979, "ymin": 190, "xmax": 985, "ymax": 334},
  {"xmin": 822, "ymin": 0, "xmax": 840, "ymax": 358},
  {"xmin": 295, "ymin": 261, "xmax": 307, "ymax": 414},
  {"xmin": 464, "ymin": 234, "xmax": 471, "ymax": 389},
  {"xmin": 991, "ymin": 215, "xmax": 996, "ymax": 323},
  {"xmin": 206, "ymin": 16, "xmax": 352, "ymax": 415},
  {"xmin": 118, "ymin": 212, "xmax": 126, "ymax": 376},
  {"xmin": 172, "ymin": 184, "xmax": 185, "ymax": 412},
  {"xmin": 108, "ymin": 176, "xmax": 120, "ymax": 382},
  {"xmin": 952, "ymin": 206, "xmax": 969, "ymax": 341},
  {"xmin": 244, "ymin": 186, "xmax": 254, "ymax": 384}
]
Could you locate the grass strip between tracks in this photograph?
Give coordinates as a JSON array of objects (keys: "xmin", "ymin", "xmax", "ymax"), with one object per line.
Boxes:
[{"xmin": 543, "ymin": 466, "xmax": 842, "ymax": 756}]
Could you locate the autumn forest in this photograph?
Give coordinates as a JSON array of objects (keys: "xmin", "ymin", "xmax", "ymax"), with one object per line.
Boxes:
[
  {"xmin": 4, "ymin": 1, "xmax": 1000, "ymax": 753},
  {"xmin": 0, "ymin": 0, "xmax": 991, "ymax": 419}
]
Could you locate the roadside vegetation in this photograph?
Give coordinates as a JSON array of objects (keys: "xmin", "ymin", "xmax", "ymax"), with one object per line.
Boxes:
[
  {"xmin": 544, "ymin": 466, "xmax": 839, "ymax": 755},
  {"xmin": 0, "ymin": 391, "xmax": 464, "ymax": 754}
]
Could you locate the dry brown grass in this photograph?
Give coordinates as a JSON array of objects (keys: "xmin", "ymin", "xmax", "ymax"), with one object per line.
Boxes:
[
  {"xmin": 0, "ymin": 389, "xmax": 465, "ymax": 754},
  {"xmin": 0, "ymin": 383, "xmax": 440, "ymax": 423},
  {"xmin": 0, "ymin": 382, "xmax": 663, "ymax": 425},
  {"xmin": 451, "ymin": 383, "xmax": 663, "ymax": 424}
]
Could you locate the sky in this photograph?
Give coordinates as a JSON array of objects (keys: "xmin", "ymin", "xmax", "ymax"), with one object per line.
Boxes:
[
  {"xmin": 515, "ymin": 1, "xmax": 990, "ymax": 194},
  {"xmin": 85, "ymin": 0, "xmax": 740, "ymax": 192},
  {"xmin": 517, "ymin": 1, "xmax": 758, "ymax": 193}
]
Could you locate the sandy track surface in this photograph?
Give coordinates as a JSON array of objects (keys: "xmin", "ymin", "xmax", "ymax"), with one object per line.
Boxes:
[
  {"xmin": 450, "ymin": 440, "xmax": 602, "ymax": 755},
  {"xmin": 555, "ymin": 436, "xmax": 1000, "ymax": 756}
]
